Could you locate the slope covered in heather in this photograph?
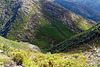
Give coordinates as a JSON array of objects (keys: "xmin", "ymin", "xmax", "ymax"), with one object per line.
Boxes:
[
  {"xmin": 0, "ymin": 0, "xmax": 95, "ymax": 49},
  {"xmin": 0, "ymin": 36, "xmax": 99, "ymax": 67}
]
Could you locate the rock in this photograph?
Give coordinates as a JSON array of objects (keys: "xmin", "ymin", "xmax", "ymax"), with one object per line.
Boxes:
[
  {"xmin": 15, "ymin": 65, "xmax": 23, "ymax": 67},
  {"xmin": 28, "ymin": 44, "xmax": 41, "ymax": 53},
  {"xmin": 97, "ymin": 53, "xmax": 100, "ymax": 57},
  {"xmin": 0, "ymin": 50, "xmax": 3, "ymax": 53}
]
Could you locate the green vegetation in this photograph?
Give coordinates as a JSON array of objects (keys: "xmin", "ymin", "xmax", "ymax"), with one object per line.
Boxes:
[
  {"xmin": 0, "ymin": 0, "xmax": 95, "ymax": 50},
  {"xmin": 0, "ymin": 23, "xmax": 100, "ymax": 66},
  {"xmin": 0, "ymin": 36, "xmax": 41, "ymax": 52},
  {"xmin": 77, "ymin": 19, "xmax": 91, "ymax": 30},
  {"xmin": 50, "ymin": 23, "xmax": 100, "ymax": 53},
  {"xmin": 1, "ymin": 25, "xmax": 100, "ymax": 67},
  {"xmin": 0, "ymin": 0, "xmax": 99, "ymax": 67},
  {"xmin": 33, "ymin": 18, "xmax": 75, "ymax": 48},
  {"xmin": 0, "ymin": 55, "xmax": 11, "ymax": 66},
  {"xmin": 0, "ymin": 42, "xmax": 93, "ymax": 67},
  {"xmin": 0, "ymin": 23, "xmax": 100, "ymax": 67}
]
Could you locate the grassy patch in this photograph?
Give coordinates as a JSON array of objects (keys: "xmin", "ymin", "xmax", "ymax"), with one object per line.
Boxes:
[
  {"xmin": 77, "ymin": 19, "xmax": 90, "ymax": 30},
  {"xmin": 33, "ymin": 18, "xmax": 75, "ymax": 48}
]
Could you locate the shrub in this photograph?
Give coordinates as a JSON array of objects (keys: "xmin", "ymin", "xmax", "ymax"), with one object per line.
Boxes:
[
  {"xmin": 79, "ymin": 50, "xmax": 82, "ymax": 53},
  {"xmin": 0, "ymin": 56, "xmax": 10, "ymax": 65},
  {"xmin": 23, "ymin": 58, "xmax": 35, "ymax": 67},
  {"xmin": 0, "ymin": 43, "xmax": 3, "ymax": 50},
  {"xmin": 13, "ymin": 52, "xmax": 24, "ymax": 65},
  {"xmin": 3, "ymin": 45, "xmax": 10, "ymax": 54},
  {"xmin": 11, "ymin": 50, "xmax": 35, "ymax": 67},
  {"xmin": 80, "ymin": 56, "xmax": 87, "ymax": 60},
  {"xmin": 73, "ymin": 54, "xmax": 79, "ymax": 58}
]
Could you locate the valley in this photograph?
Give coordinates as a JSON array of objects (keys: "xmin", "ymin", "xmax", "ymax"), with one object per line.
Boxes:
[
  {"xmin": 0, "ymin": 0, "xmax": 95, "ymax": 49},
  {"xmin": 0, "ymin": 0, "xmax": 100, "ymax": 67}
]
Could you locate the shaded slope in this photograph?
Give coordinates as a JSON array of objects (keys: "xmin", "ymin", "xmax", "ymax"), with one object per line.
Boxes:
[
  {"xmin": 50, "ymin": 23, "xmax": 100, "ymax": 53},
  {"xmin": 77, "ymin": 0, "xmax": 100, "ymax": 12},
  {"xmin": 55, "ymin": 0, "xmax": 100, "ymax": 22}
]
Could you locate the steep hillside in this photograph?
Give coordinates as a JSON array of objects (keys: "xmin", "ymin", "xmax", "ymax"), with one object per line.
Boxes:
[
  {"xmin": 50, "ymin": 23, "xmax": 100, "ymax": 53},
  {"xmin": 0, "ymin": 36, "xmax": 40, "ymax": 53},
  {"xmin": 55, "ymin": 0, "xmax": 100, "ymax": 22},
  {"xmin": 0, "ymin": 0, "xmax": 95, "ymax": 49},
  {"xmin": 82, "ymin": 0, "xmax": 100, "ymax": 12}
]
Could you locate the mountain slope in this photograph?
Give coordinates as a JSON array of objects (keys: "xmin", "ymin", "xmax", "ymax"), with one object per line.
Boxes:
[
  {"xmin": 55, "ymin": 0, "xmax": 100, "ymax": 22},
  {"xmin": 0, "ymin": 0, "xmax": 95, "ymax": 49},
  {"xmin": 82, "ymin": 0, "xmax": 100, "ymax": 12},
  {"xmin": 73, "ymin": 0, "xmax": 100, "ymax": 12},
  {"xmin": 50, "ymin": 23, "xmax": 100, "ymax": 53}
]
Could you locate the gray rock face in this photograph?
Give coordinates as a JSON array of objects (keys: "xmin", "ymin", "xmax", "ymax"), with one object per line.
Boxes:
[
  {"xmin": 0, "ymin": 50, "xmax": 3, "ymax": 53},
  {"xmin": 28, "ymin": 44, "xmax": 41, "ymax": 53}
]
